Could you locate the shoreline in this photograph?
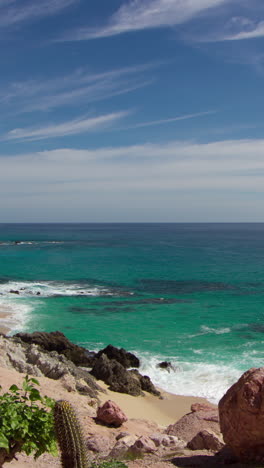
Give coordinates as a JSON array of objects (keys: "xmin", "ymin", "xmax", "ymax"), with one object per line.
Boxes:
[
  {"xmin": 0, "ymin": 308, "xmax": 13, "ymax": 335},
  {"xmin": 0, "ymin": 323, "xmax": 221, "ymax": 406},
  {"xmin": 98, "ymin": 380, "xmax": 215, "ymax": 426}
]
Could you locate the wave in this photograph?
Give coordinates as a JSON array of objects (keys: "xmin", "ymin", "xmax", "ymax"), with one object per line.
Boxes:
[
  {"xmin": 0, "ymin": 280, "xmax": 123, "ymax": 298},
  {"xmin": 0, "ymin": 241, "xmax": 65, "ymax": 246},
  {"xmin": 138, "ymin": 353, "xmax": 242, "ymax": 403},
  {"xmin": 0, "ymin": 300, "xmax": 33, "ymax": 334}
]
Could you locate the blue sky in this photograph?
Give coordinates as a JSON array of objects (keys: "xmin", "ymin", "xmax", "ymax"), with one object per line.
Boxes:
[{"xmin": 1, "ymin": 0, "xmax": 264, "ymax": 222}]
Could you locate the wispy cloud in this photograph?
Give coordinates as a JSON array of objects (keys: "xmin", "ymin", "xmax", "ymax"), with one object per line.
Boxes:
[
  {"xmin": 121, "ymin": 110, "xmax": 217, "ymax": 130},
  {"xmin": 0, "ymin": 0, "xmax": 76, "ymax": 28},
  {"xmin": 0, "ymin": 63, "xmax": 157, "ymax": 114},
  {"xmin": 219, "ymin": 20, "xmax": 264, "ymax": 42},
  {"xmin": 60, "ymin": 0, "xmax": 230, "ymax": 41},
  {"xmin": 2, "ymin": 111, "xmax": 129, "ymax": 141}
]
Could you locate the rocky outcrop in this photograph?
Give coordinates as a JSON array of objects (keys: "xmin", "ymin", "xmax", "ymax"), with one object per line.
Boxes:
[
  {"xmin": 96, "ymin": 344, "xmax": 140, "ymax": 368},
  {"xmin": 14, "ymin": 331, "xmax": 95, "ymax": 367},
  {"xmin": 91, "ymin": 353, "xmax": 160, "ymax": 396},
  {"xmin": 219, "ymin": 367, "xmax": 264, "ymax": 462},
  {"xmin": 165, "ymin": 409, "xmax": 220, "ymax": 443},
  {"xmin": 96, "ymin": 400, "xmax": 128, "ymax": 427},
  {"xmin": 0, "ymin": 335, "xmax": 101, "ymax": 398}
]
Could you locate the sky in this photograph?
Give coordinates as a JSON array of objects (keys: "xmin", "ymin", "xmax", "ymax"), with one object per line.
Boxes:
[{"xmin": 1, "ymin": 0, "xmax": 264, "ymax": 222}]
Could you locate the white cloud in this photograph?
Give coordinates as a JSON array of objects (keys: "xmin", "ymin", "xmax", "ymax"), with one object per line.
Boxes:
[
  {"xmin": 1, "ymin": 137, "xmax": 264, "ymax": 221},
  {"xmin": 0, "ymin": 63, "xmax": 157, "ymax": 114},
  {"xmin": 2, "ymin": 112, "xmax": 128, "ymax": 141},
  {"xmin": 0, "ymin": 0, "xmax": 76, "ymax": 28},
  {"xmin": 122, "ymin": 110, "xmax": 216, "ymax": 130},
  {"xmin": 61, "ymin": 0, "xmax": 230, "ymax": 41},
  {"xmin": 220, "ymin": 20, "xmax": 264, "ymax": 41}
]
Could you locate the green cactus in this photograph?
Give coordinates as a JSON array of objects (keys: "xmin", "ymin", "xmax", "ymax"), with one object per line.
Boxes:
[{"xmin": 54, "ymin": 400, "xmax": 90, "ymax": 468}]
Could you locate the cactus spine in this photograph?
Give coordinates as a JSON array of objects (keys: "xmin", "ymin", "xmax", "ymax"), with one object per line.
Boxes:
[{"xmin": 54, "ymin": 400, "xmax": 89, "ymax": 468}]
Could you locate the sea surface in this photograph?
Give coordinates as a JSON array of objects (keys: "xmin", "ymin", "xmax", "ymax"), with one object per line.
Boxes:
[{"xmin": 1, "ymin": 223, "xmax": 264, "ymax": 403}]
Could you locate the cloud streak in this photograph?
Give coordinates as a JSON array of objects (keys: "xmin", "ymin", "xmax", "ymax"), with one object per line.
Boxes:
[
  {"xmin": 0, "ymin": 63, "xmax": 157, "ymax": 114},
  {"xmin": 121, "ymin": 110, "xmax": 217, "ymax": 130},
  {"xmin": 2, "ymin": 112, "xmax": 128, "ymax": 141},
  {"xmin": 60, "ymin": 0, "xmax": 230, "ymax": 41},
  {"xmin": 0, "ymin": 0, "xmax": 76, "ymax": 28}
]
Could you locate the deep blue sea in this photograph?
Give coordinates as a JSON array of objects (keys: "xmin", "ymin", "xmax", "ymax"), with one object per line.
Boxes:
[{"xmin": 1, "ymin": 223, "xmax": 264, "ymax": 402}]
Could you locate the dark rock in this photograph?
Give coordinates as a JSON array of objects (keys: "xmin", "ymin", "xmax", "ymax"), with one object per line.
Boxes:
[
  {"xmin": 90, "ymin": 354, "xmax": 159, "ymax": 397},
  {"xmin": 157, "ymin": 361, "xmax": 175, "ymax": 372},
  {"xmin": 10, "ymin": 290, "xmax": 20, "ymax": 295},
  {"xmin": 96, "ymin": 344, "xmax": 140, "ymax": 368},
  {"xmin": 130, "ymin": 370, "xmax": 161, "ymax": 397},
  {"xmin": 91, "ymin": 354, "xmax": 142, "ymax": 396},
  {"xmin": 14, "ymin": 331, "xmax": 95, "ymax": 367}
]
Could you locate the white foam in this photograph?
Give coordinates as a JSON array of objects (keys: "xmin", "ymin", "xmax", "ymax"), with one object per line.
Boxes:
[
  {"xmin": 189, "ymin": 325, "xmax": 231, "ymax": 338},
  {"xmin": 200, "ymin": 325, "xmax": 231, "ymax": 335},
  {"xmin": 138, "ymin": 353, "xmax": 242, "ymax": 404},
  {"xmin": 0, "ymin": 299, "xmax": 33, "ymax": 334},
  {"xmin": 0, "ymin": 281, "xmax": 114, "ymax": 298}
]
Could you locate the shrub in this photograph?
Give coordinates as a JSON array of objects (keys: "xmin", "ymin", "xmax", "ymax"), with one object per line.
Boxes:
[
  {"xmin": 91, "ymin": 462, "xmax": 128, "ymax": 468},
  {"xmin": 0, "ymin": 376, "xmax": 57, "ymax": 467}
]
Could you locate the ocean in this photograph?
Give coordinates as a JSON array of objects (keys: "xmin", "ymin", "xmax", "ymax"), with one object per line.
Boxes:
[{"xmin": 1, "ymin": 223, "xmax": 264, "ymax": 403}]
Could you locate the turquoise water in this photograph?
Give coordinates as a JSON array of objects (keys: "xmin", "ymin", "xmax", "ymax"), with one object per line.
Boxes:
[{"xmin": 1, "ymin": 223, "xmax": 264, "ymax": 402}]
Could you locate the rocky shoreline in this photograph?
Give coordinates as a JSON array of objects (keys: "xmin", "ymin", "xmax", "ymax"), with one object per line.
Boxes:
[{"xmin": 0, "ymin": 331, "xmax": 263, "ymax": 467}]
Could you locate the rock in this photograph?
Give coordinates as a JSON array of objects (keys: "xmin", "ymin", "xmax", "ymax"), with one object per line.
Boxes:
[
  {"xmin": 15, "ymin": 331, "xmax": 95, "ymax": 367},
  {"xmin": 9, "ymin": 290, "xmax": 19, "ymax": 294},
  {"xmin": 86, "ymin": 434, "xmax": 114, "ymax": 454},
  {"xmin": 219, "ymin": 367, "xmax": 264, "ymax": 462},
  {"xmin": 157, "ymin": 361, "xmax": 175, "ymax": 372},
  {"xmin": 60, "ymin": 373, "xmax": 76, "ymax": 392},
  {"xmin": 191, "ymin": 403, "xmax": 215, "ymax": 413},
  {"xmin": 0, "ymin": 335, "xmax": 101, "ymax": 399},
  {"xmin": 75, "ymin": 378, "xmax": 94, "ymax": 396},
  {"xmin": 150, "ymin": 433, "xmax": 186, "ymax": 449},
  {"xmin": 90, "ymin": 354, "xmax": 143, "ymax": 396},
  {"xmin": 187, "ymin": 430, "xmax": 224, "ymax": 451},
  {"xmin": 116, "ymin": 432, "xmax": 130, "ymax": 441},
  {"xmin": 96, "ymin": 400, "xmax": 128, "ymax": 427},
  {"xmin": 129, "ymin": 436, "xmax": 157, "ymax": 455},
  {"xmin": 130, "ymin": 370, "xmax": 161, "ymax": 397},
  {"xmin": 96, "ymin": 344, "xmax": 140, "ymax": 368},
  {"xmin": 165, "ymin": 409, "xmax": 220, "ymax": 443},
  {"xmin": 109, "ymin": 435, "xmax": 138, "ymax": 459}
]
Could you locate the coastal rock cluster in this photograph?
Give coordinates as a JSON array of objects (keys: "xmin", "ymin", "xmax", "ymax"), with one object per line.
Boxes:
[{"xmin": 2, "ymin": 331, "xmax": 160, "ymax": 398}]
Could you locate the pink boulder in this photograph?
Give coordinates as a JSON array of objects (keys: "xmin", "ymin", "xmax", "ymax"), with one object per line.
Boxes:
[
  {"xmin": 165, "ymin": 409, "xmax": 220, "ymax": 443},
  {"xmin": 129, "ymin": 436, "xmax": 157, "ymax": 455},
  {"xmin": 219, "ymin": 367, "xmax": 264, "ymax": 462},
  {"xmin": 97, "ymin": 400, "xmax": 128, "ymax": 427}
]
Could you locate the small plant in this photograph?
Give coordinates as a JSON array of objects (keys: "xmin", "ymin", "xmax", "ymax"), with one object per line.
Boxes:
[
  {"xmin": 91, "ymin": 462, "xmax": 128, "ymax": 468},
  {"xmin": 54, "ymin": 400, "xmax": 89, "ymax": 468},
  {"xmin": 0, "ymin": 375, "xmax": 57, "ymax": 467}
]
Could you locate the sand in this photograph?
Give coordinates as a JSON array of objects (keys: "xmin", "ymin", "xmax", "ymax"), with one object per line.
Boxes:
[{"xmin": 99, "ymin": 380, "xmax": 213, "ymax": 427}]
